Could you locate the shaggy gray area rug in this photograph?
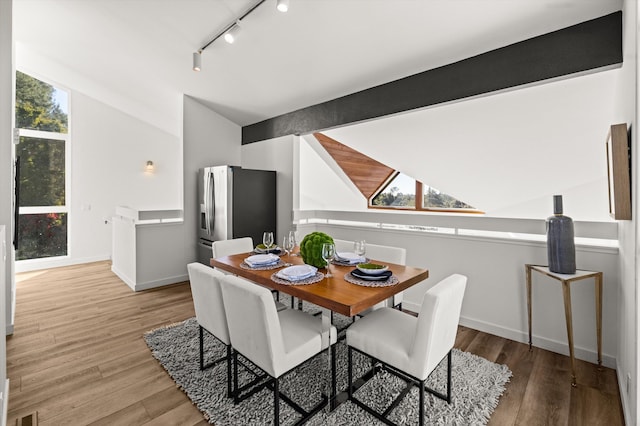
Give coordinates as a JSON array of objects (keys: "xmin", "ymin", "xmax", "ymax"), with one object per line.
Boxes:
[{"xmin": 144, "ymin": 306, "xmax": 511, "ymax": 425}]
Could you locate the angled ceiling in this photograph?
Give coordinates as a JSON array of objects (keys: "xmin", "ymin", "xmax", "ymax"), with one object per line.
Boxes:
[
  {"xmin": 13, "ymin": 0, "xmax": 622, "ymax": 130},
  {"xmin": 314, "ymin": 132, "xmax": 394, "ymax": 199}
]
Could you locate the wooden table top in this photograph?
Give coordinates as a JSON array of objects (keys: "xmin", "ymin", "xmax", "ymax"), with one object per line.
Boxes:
[{"xmin": 211, "ymin": 253, "xmax": 429, "ymax": 317}]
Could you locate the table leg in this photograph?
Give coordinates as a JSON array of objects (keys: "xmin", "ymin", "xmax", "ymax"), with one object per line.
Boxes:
[
  {"xmin": 561, "ymin": 281, "xmax": 577, "ymax": 387},
  {"xmin": 526, "ymin": 265, "xmax": 532, "ymax": 351},
  {"xmin": 320, "ymin": 307, "xmax": 334, "ymax": 411},
  {"xmin": 595, "ymin": 273, "xmax": 603, "ymax": 369}
]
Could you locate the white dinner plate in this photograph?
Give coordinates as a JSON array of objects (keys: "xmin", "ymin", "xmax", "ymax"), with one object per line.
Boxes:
[
  {"xmin": 279, "ymin": 264, "xmax": 316, "ymax": 278},
  {"xmin": 245, "ymin": 254, "xmax": 279, "ymax": 265}
]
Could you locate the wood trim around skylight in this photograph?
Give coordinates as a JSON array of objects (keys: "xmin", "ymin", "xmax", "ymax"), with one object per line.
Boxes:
[{"xmin": 313, "ymin": 132, "xmax": 394, "ymax": 199}]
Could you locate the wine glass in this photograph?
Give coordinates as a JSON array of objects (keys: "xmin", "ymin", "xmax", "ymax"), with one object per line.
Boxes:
[
  {"xmin": 321, "ymin": 243, "xmax": 336, "ymax": 278},
  {"xmin": 282, "ymin": 234, "xmax": 294, "ymax": 256},
  {"xmin": 288, "ymin": 230, "xmax": 298, "ymax": 256},
  {"xmin": 263, "ymin": 231, "xmax": 274, "ymax": 252},
  {"xmin": 354, "ymin": 240, "xmax": 366, "ymax": 258}
]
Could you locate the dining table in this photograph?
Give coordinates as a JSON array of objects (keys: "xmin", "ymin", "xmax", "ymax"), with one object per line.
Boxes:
[
  {"xmin": 210, "ymin": 249, "xmax": 430, "ymax": 410},
  {"xmin": 210, "ymin": 251, "xmax": 429, "ymax": 318}
]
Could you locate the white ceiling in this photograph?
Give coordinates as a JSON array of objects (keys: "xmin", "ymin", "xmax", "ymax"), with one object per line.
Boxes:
[{"xmin": 14, "ymin": 0, "xmax": 622, "ymax": 128}]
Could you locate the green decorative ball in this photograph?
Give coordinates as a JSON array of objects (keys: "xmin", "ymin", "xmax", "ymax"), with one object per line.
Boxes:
[{"xmin": 299, "ymin": 232, "xmax": 334, "ymax": 268}]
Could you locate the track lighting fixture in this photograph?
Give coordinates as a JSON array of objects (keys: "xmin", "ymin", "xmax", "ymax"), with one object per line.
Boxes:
[
  {"xmin": 276, "ymin": 0, "xmax": 289, "ymax": 12},
  {"xmin": 192, "ymin": 51, "xmax": 201, "ymax": 72},
  {"xmin": 193, "ymin": 0, "xmax": 291, "ymax": 71},
  {"xmin": 224, "ymin": 22, "xmax": 241, "ymax": 44}
]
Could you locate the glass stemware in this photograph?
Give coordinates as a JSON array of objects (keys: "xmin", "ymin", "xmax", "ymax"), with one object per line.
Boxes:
[
  {"xmin": 321, "ymin": 243, "xmax": 336, "ymax": 278},
  {"xmin": 288, "ymin": 230, "xmax": 298, "ymax": 256},
  {"xmin": 263, "ymin": 231, "xmax": 274, "ymax": 252},
  {"xmin": 354, "ymin": 240, "xmax": 366, "ymax": 258},
  {"xmin": 283, "ymin": 234, "xmax": 294, "ymax": 256}
]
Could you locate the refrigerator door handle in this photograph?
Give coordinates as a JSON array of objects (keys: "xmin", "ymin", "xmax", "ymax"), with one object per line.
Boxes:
[
  {"xmin": 204, "ymin": 170, "xmax": 210, "ymax": 236},
  {"xmin": 206, "ymin": 170, "xmax": 215, "ymax": 236}
]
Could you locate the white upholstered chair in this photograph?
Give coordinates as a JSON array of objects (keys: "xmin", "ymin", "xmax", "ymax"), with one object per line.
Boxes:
[
  {"xmin": 212, "ymin": 237, "xmax": 286, "ymax": 311},
  {"xmin": 333, "ymin": 238, "xmax": 354, "ymax": 252},
  {"xmin": 346, "ymin": 274, "xmax": 467, "ymax": 426},
  {"xmin": 211, "ymin": 237, "xmax": 255, "ymax": 269},
  {"xmin": 364, "ymin": 242, "xmax": 407, "ymax": 310},
  {"xmin": 220, "ymin": 275, "xmax": 338, "ymax": 425},
  {"xmin": 186, "ymin": 262, "xmax": 233, "ymax": 397}
]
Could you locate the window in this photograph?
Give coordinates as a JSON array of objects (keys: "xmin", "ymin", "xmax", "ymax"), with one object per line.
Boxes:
[
  {"xmin": 423, "ymin": 185, "xmax": 475, "ymax": 210},
  {"xmin": 371, "ymin": 172, "xmax": 480, "ymax": 213},
  {"xmin": 15, "ymin": 71, "xmax": 69, "ymax": 260},
  {"xmin": 313, "ymin": 132, "xmax": 481, "ymax": 214},
  {"xmin": 371, "ymin": 173, "xmax": 416, "ymax": 208}
]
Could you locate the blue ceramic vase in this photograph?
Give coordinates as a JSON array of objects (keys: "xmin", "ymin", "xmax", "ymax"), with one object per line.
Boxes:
[{"xmin": 546, "ymin": 195, "xmax": 576, "ymax": 274}]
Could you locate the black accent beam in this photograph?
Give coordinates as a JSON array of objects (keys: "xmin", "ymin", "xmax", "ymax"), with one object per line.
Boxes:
[{"xmin": 242, "ymin": 11, "xmax": 622, "ymax": 145}]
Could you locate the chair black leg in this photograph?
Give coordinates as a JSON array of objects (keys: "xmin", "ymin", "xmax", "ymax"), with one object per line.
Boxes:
[
  {"xmin": 446, "ymin": 350, "xmax": 452, "ymax": 403},
  {"xmin": 274, "ymin": 378, "xmax": 280, "ymax": 426},
  {"xmin": 331, "ymin": 344, "xmax": 337, "ymax": 404},
  {"xmin": 199, "ymin": 326, "xmax": 204, "ymax": 370},
  {"xmin": 348, "ymin": 346, "xmax": 353, "ymax": 399},
  {"xmin": 419, "ymin": 378, "xmax": 425, "ymax": 426},
  {"xmin": 233, "ymin": 350, "xmax": 239, "ymax": 404},
  {"xmin": 226, "ymin": 345, "xmax": 232, "ymax": 398}
]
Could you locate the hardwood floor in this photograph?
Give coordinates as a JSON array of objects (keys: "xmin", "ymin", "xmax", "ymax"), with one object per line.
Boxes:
[{"xmin": 6, "ymin": 261, "xmax": 624, "ymax": 425}]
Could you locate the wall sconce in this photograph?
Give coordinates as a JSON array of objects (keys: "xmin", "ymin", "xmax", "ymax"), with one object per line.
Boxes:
[{"xmin": 145, "ymin": 161, "xmax": 155, "ymax": 173}]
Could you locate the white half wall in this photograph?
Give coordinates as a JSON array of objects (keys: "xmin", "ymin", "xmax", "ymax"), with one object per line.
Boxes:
[{"xmin": 301, "ymin": 219, "xmax": 619, "ymax": 369}]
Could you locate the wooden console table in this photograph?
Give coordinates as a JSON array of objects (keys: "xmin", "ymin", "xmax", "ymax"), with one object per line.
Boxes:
[{"xmin": 525, "ymin": 264, "xmax": 603, "ymax": 387}]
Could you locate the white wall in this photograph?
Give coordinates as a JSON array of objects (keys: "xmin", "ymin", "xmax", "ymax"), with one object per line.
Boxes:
[
  {"xmin": 182, "ymin": 95, "xmax": 242, "ymax": 262},
  {"xmin": 0, "ymin": 1, "xmax": 12, "ymax": 420},
  {"xmin": 301, "ymin": 219, "xmax": 619, "ymax": 368},
  {"xmin": 297, "ymin": 56, "xmax": 635, "ymax": 419},
  {"xmin": 241, "ymin": 135, "xmax": 296, "ymax": 241},
  {"xmin": 614, "ymin": 0, "xmax": 638, "ymax": 422},
  {"xmin": 323, "ymin": 70, "xmax": 619, "ymax": 222},
  {"xmin": 16, "ymin": 90, "xmax": 183, "ymax": 272},
  {"xmin": 1, "ymin": 0, "xmax": 15, "ymax": 337}
]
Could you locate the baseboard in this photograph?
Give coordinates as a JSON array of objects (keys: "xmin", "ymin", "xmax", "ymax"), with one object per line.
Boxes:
[
  {"xmin": 133, "ymin": 274, "xmax": 189, "ymax": 292},
  {"xmin": 403, "ymin": 297, "xmax": 616, "ymax": 369},
  {"xmin": 458, "ymin": 316, "xmax": 616, "ymax": 369},
  {"xmin": 110, "ymin": 265, "xmax": 136, "ymax": 291},
  {"xmin": 15, "ymin": 254, "xmax": 111, "ymax": 273}
]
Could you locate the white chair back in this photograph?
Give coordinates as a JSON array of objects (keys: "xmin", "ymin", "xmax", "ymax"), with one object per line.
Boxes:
[
  {"xmin": 333, "ymin": 238, "xmax": 354, "ymax": 253},
  {"xmin": 365, "ymin": 242, "xmax": 406, "ymax": 265},
  {"xmin": 220, "ymin": 275, "xmax": 284, "ymax": 377},
  {"xmin": 187, "ymin": 262, "xmax": 230, "ymax": 345},
  {"xmin": 412, "ymin": 274, "xmax": 467, "ymax": 378},
  {"xmin": 212, "ymin": 236, "xmax": 254, "ymax": 258}
]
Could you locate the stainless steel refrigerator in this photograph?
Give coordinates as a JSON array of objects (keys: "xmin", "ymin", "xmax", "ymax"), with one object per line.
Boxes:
[{"xmin": 197, "ymin": 166, "xmax": 277, "ymax": 265}]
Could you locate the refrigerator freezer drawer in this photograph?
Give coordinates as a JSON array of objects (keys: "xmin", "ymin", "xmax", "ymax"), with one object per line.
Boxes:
[{"xmin": 197, "ymin": 239, "xmax": 213, "ymax": 266}]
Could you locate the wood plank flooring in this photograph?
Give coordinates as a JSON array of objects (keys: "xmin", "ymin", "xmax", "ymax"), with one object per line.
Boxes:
[{"xmin": 6, "ymin": 261, "xmax": 624, "ymax": 425}]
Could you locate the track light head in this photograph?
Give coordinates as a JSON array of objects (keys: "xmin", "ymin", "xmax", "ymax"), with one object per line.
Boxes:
[
  {"xmin": 276, "ymin": 0, "xmax": 289, "ymax": 12},
  {"xmin": 192, "ymin": 51, "xmax": 202, "ymax": 72},
  {"xmin": 224, "ymin": 23, "xmax": 241, "ymax": 44}
]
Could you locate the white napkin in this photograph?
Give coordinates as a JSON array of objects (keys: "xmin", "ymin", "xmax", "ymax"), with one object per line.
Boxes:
[
  {"xmin": 335, "ymin": 251, "xmax": 366, "ymax": 264},
  {"xmin": 244, "ymin": 254, "xmax": 280, "ymax": 267},
  {"xmin": 276, "ymin": 265, "xmax": 317, "ymax": 281}
]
